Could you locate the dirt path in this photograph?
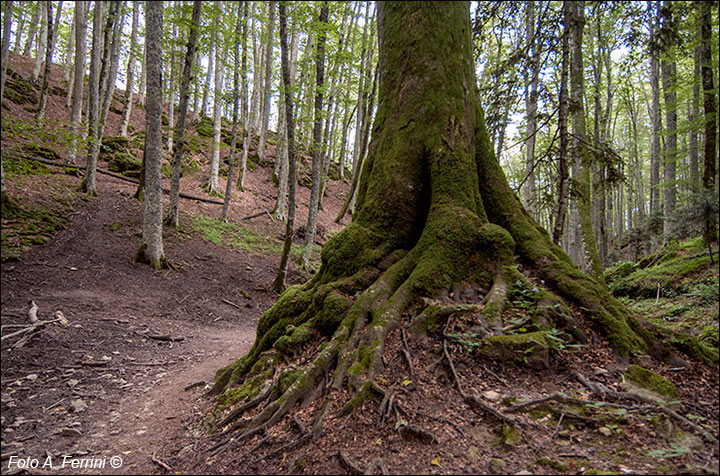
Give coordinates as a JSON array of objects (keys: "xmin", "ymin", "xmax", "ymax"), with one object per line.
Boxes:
[{"xmin": 1, "ymin": 176, "xmax": 293, "ymax": 474}]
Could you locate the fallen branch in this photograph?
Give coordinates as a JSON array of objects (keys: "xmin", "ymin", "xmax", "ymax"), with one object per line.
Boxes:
[
  {"xmin": 222, "ymin": 299, "xmax": 242, "ymax": 310},
  {"xmin": 14, "ymin": 154, "xmax": 225, "ymax": 205},
  {"xmin": 184, "ymin": 381, "xmax": 206, "ymax": 392},
  {"xmin": 146, "ymin": 334, "xmax": 185, "ymax": 342},
  {"xmin": 240, "ymin": 210, "xmax": 271, "ymax": 220},
  {"xmin": 150, "ymin": 452, "xmax": 173, "ymax": 472},
  {"xmin": 1, "ymin": 317, "xmax": 64, "ymax": 343}
]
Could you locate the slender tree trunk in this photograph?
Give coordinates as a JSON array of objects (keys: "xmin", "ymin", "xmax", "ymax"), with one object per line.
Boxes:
[
  {"xmin": 138, "ymin": 38, "xmax": 146, "ymax": 106},
  {"xmin": 689, "ymin": 36, "xmax": 701, "ymax": 193},
  {"xmin": 271, "ymin": 22, "xmax": 298, "ymax": 218},
  {"xmin": 190, "ymin": 48, "xmax": 201, "ymax": 122},
  {"xmin": 167, "ymin": 6, "xmax": 178, "ymax": 153},
  {"xmin": 553, "ymin": 3, "xmax": 571, "ymax": 245},
  {"xmin": 257, "ymin": 1, "xmax": 276, "ymax": 164},
  {"xmin": 0, "ymin": 1, "xmax": 10, "ymax": 215},
  {"xmin": 22, "ymin": 2, "xmax": 39, "ymax": 57},
  {"xmin": 274, "ymin": 2, "xmax": 297, "ymax": 293},
  {"xmin": 249, "ymin": 3, "xmax": 263, "ymax": 133},
  {"xmin": 64, "ymin": 7, "xmax": 75, "ymax": 83},
  {"xmin": 1, "ymin": 0, "xmax": 13, "ymax": 105},
  {"xmin": 302, "ymin": 3, "xmax": 329, "ymax": 269},
  {"xmin": 698, "ymin": 0, "xmax": 717, "ymax": 247},
  {"xmin": 660, "ymin": 2, "xmax": 677, "ymax": 245},
  {"xmin": 13, "ymin": 3, "xmax": 24, "ymax": 55},
  {"xmin": 65, "ymin": 0, "xmax": 88, "ymax": 164},
  {"xmin": 591, "ymin": 16, "xmax": 606, "ymax": 267},
  {"xmin": 37, "ymin": 1, "xmax": 62, "ymax": 121},
  {"xmin": 350, "ymin": 58, "xmax": 378, "ymax": 215},
  {"xmin": 207, "ymin": 1, "xmax": 225, "ymax": 195},
  {"xmin": 165, "ymin": 0, "xmax": 201, "ymax": 228},
  {"xmin": 317, "ymin": 2, "xmax": 352, "ymax": 212},
  {"xmin": 524, "ymin": 1, "xmax": 539, "ymax": 219},
  {"xmin": 79, "ymin": 0, "xmax": 105, "ymax": 196},
  {"xmin": 200, "ymin": 41, "xmax": 213, "ymax": 118},
  {"xmin": 237, "ymin": 2, "xmax": 252, "ymax": 191},
  {"xmin": 32, "ymin": 1, "xmax": 47, "ymax": 83},
  {"xmin": 568, "ymin": 1, "xmax": 603, "ymax": 282},
  {"xmin": 137, "ymin": 0, "xmax": 167, "ymax": 269},
  {"xmin": 97, "ymin": 0, "xmax": 123, "ymax": 143},
  {"xmin": 338, "ymin": 1, "xmax": 371, "ymax": 223},
  {"xmin": 120, "ymin": 1, "xmax": 140, "ymax": 137},
  {"xmin": 222, "ymin": 1, "xmax": 243, "ymax": 223},
  {"xmin": 649, "ymin": 1, "xmax": 661, "ymax": 220}
]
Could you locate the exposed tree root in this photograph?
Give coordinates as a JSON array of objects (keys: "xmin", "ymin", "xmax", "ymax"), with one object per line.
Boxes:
[
  {"xmin": 441, "ymin": 319, "xmax": 519, "ymax": 427},
  {"xmin": 337, "ymin": 450, "xmax": 364, "ymax": 475},
  {"xmin": 575, "ymin": 372, "xmax": 717, "ymax": 443}
]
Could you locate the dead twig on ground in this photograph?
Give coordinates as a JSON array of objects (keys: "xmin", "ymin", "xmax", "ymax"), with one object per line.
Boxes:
[{"xmin": 150, "ymin": 452, "xmax": 173, "ymax": 472}]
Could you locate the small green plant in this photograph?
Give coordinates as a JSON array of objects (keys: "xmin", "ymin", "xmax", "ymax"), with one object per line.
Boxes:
[
  {"xmin": 646, "ymin": 445, "xmax": 691, "ymax": 459},
  {"xmin": 446, "ymin": 332, "xmax": 483, "ymax": 353}
]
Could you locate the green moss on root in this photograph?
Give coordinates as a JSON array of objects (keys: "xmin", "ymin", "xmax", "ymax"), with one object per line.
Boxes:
[{"xmin": 623, "ymin": 365, "xmax": 678, "ymax": 399}]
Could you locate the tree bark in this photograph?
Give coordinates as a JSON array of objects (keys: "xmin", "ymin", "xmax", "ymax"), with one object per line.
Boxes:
[
  {"xmin": 65, "ymin": 0, "xmax": 88, "ymax": 165},
  {"xmin": 31, "ymin": 1, "xmax": 47, "ymax": 84},
  {"xmin": 257, "ymin": 1, "xmax": 276, "ymax": 164},
  {"xmin": 63, "ymin": 5, "xmax": 75, "ymax": 84},
  {"xmin": 94, "ymin": 0, "xmax": 124, "ymax": 154},
  {"xmin": 660, "ymin": 2, "xmax": 677, "ymax": 245},
  {"xmin": 273, "ymin": 1, "xmax": 298, "ymax": 293},
  {"xmin": 207, "ymin": 1, "xmax": 225, "ymax": 195},
  {"xmin": 12, "ymin": 2, "xmax": 24, "ymax": 54},
  {"xmin": 166, "ymin": 2, "xmax": 180, "ymax": 153},
  {"xmin": 523, "ymin": 1, "xmax": 539, "ymax": 219},
  {"xmin": 1, "ymin": 0, "xmax": 12, "ymax": 104},
  {"xmin": 271, "ymin": 20, "xmax": 298, "ymax": 219},
  {"xmin": 200, "ymin": 40, "xmax": 213, "ymax": 118},
  {"xmin": 302, "ymin": 3, "xmax": 329, "ymax": 270},
  {"xmin": 649, "ymin": 1, "xmax": 662, "ymax": 221},
  {"xmin": 120, "ymin": 0, "xmax": 140, "ymax": 137},
  {"xmin": 236, "ymin": 2, "xmax": 250, "ymax": 191},
  {"xmin": 553, "ymin": 2, "xmax": 571, "ymax": 245},
  {"xmin": 137, "ymin": 0, "xmax": 167, "ymax": 269},
  {"xmin": 222, "ymin": 1, "xmax": 243, "ymax": 223},
  {"xmin": 698, "ymin": 0, "xmax": 717, "ymax": 247},
  {"xmin": 22, "ymin": 2, "xmax": 39, "ymax": 57},
  {"xmin": 79, "ymin": 0, "xmax": 105, "ymax": 196},
  {"xmin": 336, "ymin": 1, "xmax": 371, "ymax": 223},
  {"xmin": 37, "ymin": 1, "xmax": 61, "ymax": 121},
  {"xmin": 165, "ymin": 0, "xmax": 201, "ymax": 228},
  {"xmin": 568, "ymin": 0, "xmax": 603, "ymax": 282}
]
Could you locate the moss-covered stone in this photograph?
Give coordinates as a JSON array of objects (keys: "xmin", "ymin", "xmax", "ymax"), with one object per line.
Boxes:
[
  {"xmin": 622, "ymin": 364, "xmax": 678, "ymax": 400},
  {"xmin": 101, "ymin": 135, "xmax": 130, "ymax": 155},
  {"xmin": 108, "ymin": 153, "xmax": 142, "ymax": 177},
  {"xmin": 22, "ymin": 144, "xmax": 61, "ymax": 162},
  {"xmin": 409, "ymin": 305, "xmax": 442, "ymax": 336},
  {"xmin": 475, "ymin": 331, "xmax": 550, "ymax": 369},
  {"xmin": 535, "ymin": 457, "xmax": 569, "ymax": 471},
  {"xmin": 4, "ymin": 73, "xmax": 37, "ymax": 105}
]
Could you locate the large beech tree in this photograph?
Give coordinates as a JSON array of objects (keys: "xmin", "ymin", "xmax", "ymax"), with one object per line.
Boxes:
[{"xmin": 208, "ymin": 1, "xmax": 692, "ymax": 439}]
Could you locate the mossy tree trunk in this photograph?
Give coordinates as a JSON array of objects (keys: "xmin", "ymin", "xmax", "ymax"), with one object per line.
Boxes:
[{"xmin": 212, "ymin": 1, "xmax": 671, "ymax": 440}]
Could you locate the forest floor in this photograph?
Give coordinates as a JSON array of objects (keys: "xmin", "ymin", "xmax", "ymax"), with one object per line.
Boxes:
[{"xmin": 2, "ymin": 53, "xmax": 719, "ymax": 475}]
